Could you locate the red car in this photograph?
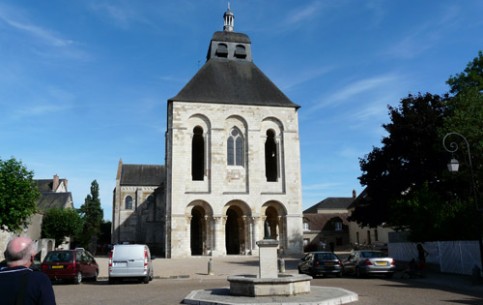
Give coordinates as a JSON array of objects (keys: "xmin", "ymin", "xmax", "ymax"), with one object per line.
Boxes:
[{"xmin": 40, "ymin": 249, "xmax": 99, "ymax": 284}]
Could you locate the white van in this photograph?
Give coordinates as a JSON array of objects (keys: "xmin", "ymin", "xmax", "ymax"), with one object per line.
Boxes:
[{"xmin": 108, "ymin": 244, "xmax": 154, "ymax": 284}]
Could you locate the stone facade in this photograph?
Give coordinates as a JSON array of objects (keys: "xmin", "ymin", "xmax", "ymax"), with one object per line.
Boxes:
[
  {"xmin": 166, "ymin": 103, "xmax": 303, "ymax": 257},
  {"xmin": 111, "ymin": 162, "xmax": 165, "ymax": 255},
  {"xmin": 112, "ymin": 8, "xmax": 304, "ymax": 258}
]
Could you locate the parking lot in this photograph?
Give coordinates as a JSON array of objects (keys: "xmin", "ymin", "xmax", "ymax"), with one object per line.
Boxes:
[{"xmin": 50, "ymin": 255, "xmax": 483, "ymax": 305}]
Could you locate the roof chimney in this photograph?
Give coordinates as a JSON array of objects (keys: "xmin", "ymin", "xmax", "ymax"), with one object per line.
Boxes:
[
  {"xmin": 53, "ymin": 174, "xmax": 59, "ymax": 192},
  {"xmin": 352, "ymin": 189, "xmax": 357, "ymax": 199}
]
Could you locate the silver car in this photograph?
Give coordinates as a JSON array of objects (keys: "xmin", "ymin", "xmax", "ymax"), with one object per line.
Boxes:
[
  {"xmin": 342, "ymin": 250, "xmax": 396, "ymax": 278},
  {"xmin": 108, "ymin": 244, "xmax": 154, "ymax": 284}
]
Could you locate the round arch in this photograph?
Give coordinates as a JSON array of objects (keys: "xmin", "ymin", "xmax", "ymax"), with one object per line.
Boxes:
[
  {"xmin": 186, "ymin": 200, "xmax": 214, "ymax": 256},
  {"xmin": 261, "ymin": 201, "xmax": 288, "ymax": 248},
  {"xmin": 223, "ymin": 200, "xmax": 251, "ymax": 255}
]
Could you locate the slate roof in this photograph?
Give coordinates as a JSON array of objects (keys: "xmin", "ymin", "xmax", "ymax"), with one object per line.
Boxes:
[
  {"xmin": 120, "ymin": 164, "xmax": 165, "ymax": 186},
  {"xmin": 211, "ymin": 31, "xmax": 250, "ymax": 44},
  {"xmin": 303, "ymin": 213, "xmax": 350, "ymax": 231},
  {"xmin": 37, "ymin": 192, "xmax": 73, "ymax": 212},
  {"xmin": 169, "ymin": 29, "xmax": 299, "ymax": 109},
  {"xmin": 170, "ymin": 58, "xmax": 299, "ymax": 108},
  {"xmin": 35, "ymin": 179, "xmax": 67, "ymax": 193},
  {"xmin": 303, "ymin": 197, "xmax": 354, "ymax": 214}
]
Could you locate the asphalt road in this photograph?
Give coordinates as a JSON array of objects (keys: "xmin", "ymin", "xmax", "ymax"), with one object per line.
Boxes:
[
  {"xmin": 52, "ymin": 276, "xmax": 483, "ymax": 305},
  {"xmin": 51, "ymin": 256, "xmax": 483, "ymax": 305}
]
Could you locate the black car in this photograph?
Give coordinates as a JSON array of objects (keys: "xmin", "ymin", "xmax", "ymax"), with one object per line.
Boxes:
[{"xmin": 298, "ymin": 251, "xmax": 342, "ymax": 277}]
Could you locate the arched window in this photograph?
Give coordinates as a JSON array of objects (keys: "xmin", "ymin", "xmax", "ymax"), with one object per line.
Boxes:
[
  {"xmin": 192, "ymin": 126, "xmax": 205, "ymax": 180},
  {"xmin": 265, "ymin": 129, "xmax": 278, "ymax": 181},
  {"xmin": 216, "ymin": 43, "xmax": 228, "ymax": 58},
  {"xmin": 227, "ymin": 127, "xmax": 244, "ymax": 166},
  {"xmin": 125, "ymin": 196, "xmax": 133, "ymax": 210},
  {"xmin": 234, "ymin": 44, "xmax": 247, "ymax": 59}
]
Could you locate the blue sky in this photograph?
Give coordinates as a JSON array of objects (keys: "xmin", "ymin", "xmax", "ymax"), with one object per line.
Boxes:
[{"xmin": 1, "ymin": 1, "xmax": 482, "ymax": 221}]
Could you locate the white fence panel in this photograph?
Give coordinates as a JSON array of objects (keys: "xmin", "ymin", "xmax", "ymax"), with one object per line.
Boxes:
[{"xmin": 389, "ymin": 240, "xmax": 481, "ymax": 275}]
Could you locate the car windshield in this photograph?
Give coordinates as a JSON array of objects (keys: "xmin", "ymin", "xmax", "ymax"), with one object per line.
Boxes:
[
  {"xmin": 45, "ymin": 251, "xmax": 73, "ymax": 263},
  {"xmin": 360, "ymin": 251, "xmax": 385, "ymax": 258}
]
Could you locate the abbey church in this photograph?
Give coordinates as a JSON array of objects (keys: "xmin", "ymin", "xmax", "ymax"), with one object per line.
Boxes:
[{"xmin": 112, "ymin": 8, "xmax": 304, "ymax": 258}]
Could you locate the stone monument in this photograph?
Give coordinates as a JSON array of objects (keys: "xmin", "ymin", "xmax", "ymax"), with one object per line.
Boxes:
[{"xmin": 227, "ymin": 239, "xmax": 312, "ymax": 297}]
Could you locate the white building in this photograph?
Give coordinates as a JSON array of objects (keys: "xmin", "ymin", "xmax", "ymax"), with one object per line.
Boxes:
[{"xmin": 113, "ymin": 8, "xmax": 304, "ymax": 258}]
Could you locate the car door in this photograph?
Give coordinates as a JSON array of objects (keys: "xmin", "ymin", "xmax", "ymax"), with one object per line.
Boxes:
[
  {"xmin": 299, "ymin": 253, "xmax": 313, "ymax": 274},
  {"xmin": 343, "ymin": 254, "xmax": 356, "ymax": 274},
  {"xmin": 83, "ymin": 252, "xmax": 96, "ymax": 277},
  {"xmin": 75, "ymin": 251, "xmax": 87, "ymax": 276}
]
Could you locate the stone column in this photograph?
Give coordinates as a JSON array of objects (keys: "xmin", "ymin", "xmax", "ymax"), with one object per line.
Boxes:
[
  {"xmin": 186, "ymin": 216, "xmax": 192, "ymax": 255},
  {"xmin": 205, "ymin": 216, "xmax": 213, "ymax": 255},
  {"xmin": 251, "ymin": 217, "xmax": 259, "ymax": 249},
  {"xmin": 211, "ymin": 216, "xmax": 226, "ymax": 256},
  {"xmin": 256, "ymin": 239, "xmax": 279, "ymax": 278}
]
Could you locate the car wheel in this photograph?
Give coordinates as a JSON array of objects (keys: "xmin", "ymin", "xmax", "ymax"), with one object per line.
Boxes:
[
  {"xmin": 298, "ymin": 267, "xmax": 303, "ymax": 274},
  {"xmin": 142, "ymin": 276, "xmax": 150, "ymax": 284},
  {"xmin": 74, "ymin": 272, "xmax": 82, "ymax": 284},
  {"xmin": 355, "ymin": 267, "xmax": 362, "ymax": 278},
  {"xmin": 336, "ymin": 272, "xmax": 342, "ymax": 278}
]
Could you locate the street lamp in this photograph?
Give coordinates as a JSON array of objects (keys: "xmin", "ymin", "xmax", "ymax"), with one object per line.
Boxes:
[{"xmin": 442, "ymin": 131, "xmax": 482, "ymax": 274}]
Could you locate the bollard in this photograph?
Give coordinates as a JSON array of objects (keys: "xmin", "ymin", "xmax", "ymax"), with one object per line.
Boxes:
[
  {"xmin": 208, "ymin": 258, "xmax": 214, "ymax": 275},
  {"xmin": 278, "ymin": 257, "xmax": 285, "ymax": 273}
]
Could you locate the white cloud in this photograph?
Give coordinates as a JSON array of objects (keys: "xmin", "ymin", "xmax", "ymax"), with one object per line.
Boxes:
[
  {"xmin": 285, "ymin": 1, "xmax": 324, "ymax": 26},
  {"xmin": 0, "ymin": 10, "xmax": 73, "ymax": 47},
  {"xmin": 89, "ymin": 2, "xmax": 139, "ymax": 28},
  {"xmin": 308, "ymin": 74, "xmax": 399, "ymax": 112},
  {"xmin": 383, "ymin": 4, "xmax": 465, "ymax": 59}
]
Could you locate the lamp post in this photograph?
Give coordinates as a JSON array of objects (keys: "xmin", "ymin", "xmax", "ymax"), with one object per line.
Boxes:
[{"xmin": 442, "ymin": 132, "xmax": 483, "ymax": 274}]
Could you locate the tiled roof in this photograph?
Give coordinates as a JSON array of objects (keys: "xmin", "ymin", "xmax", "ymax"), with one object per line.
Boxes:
[
  {"xmin": 303, "ymin": 213, "xmax": 350, "ymax": 231},
  {"xmin": 37, "ymin": 192, "xmax": 73, "ymax": 212},
  {"xmin": 34, "ymin": 179, "xmax": 67, "ymax": 192},
  {"xmin": 120, "ymin": 164, "xmax": 165, "ymax": 186},
  {"xmin": 304, "ymin": 197, "xmax": 354, "ymax": 214},
  {"xmin": 170, "ymin": 58, "xmax": 299, "ymax": 109}
]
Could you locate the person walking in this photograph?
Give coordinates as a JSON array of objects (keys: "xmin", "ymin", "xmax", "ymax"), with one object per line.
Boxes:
[
  {"xmin": 417, "ymin": 243, "xmax": 429, "ymax": 273},
  {"xmin": 0, "ymin": 237, "xmax": 56, "ymax": 305}
]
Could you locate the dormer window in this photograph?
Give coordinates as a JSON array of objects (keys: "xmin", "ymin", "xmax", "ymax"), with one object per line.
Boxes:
[
  {"xmin": 234, "ymin": 45, "xmax": 246, "ymax": 59},
  {"xmin": 216, "ymin": 43, "xmax": 228, "ymax": 58}
]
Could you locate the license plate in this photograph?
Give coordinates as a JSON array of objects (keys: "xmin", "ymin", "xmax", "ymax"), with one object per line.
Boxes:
[
  {"xmin": 375, "ymin": 261, "xmax": 388, "ymax": 266},
  {"xmin": 51, "ymin": 265, "xmax": 64, "ymax": 269},
  {"xmin": 324, "ymin": 262, "xmax": 334, "ymax": 266},
  {"xmin": 114, "ymin": 262, "xmax": 127, "ymax": 267}
]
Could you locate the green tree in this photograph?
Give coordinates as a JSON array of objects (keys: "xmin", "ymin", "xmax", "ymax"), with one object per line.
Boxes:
[
  {"xmin": 0, "ymin": 157, "xmax": 40, "ymax": 232},
  {"xmin": 350, "ymin": 93, "xmax": 448, "ymax": 232},
  {"xmin": 41, "ymin": 208, "xmax": 84, "ymax": 246},
  {"xmin": 443, "ymin": 51, "xmax": 483, "ymax": 207},
  {"xmin": 447, "ymin": 51, "xmax": 483, "ymax": 95},
  {"xmin": 351, "ymin": 51, "xmax": 483, "ymax": 241},
  {"xmin": 98, "ymin": 220, "xmax": 112, "ymax": 254},
  {"xmin": 77, "ymin": 180, "xmax": 103, "ymax": 250}
]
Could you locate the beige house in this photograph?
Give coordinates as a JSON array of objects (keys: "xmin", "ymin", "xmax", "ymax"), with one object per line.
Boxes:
[
  {"xmin": 303, "ymin": 189, "xmax": 394, "ymax": 252},
  {"xmin": 302, "ymin": 194, "xmax": 354, "ymax": 252},
  {"xmin": 1, "ymin": 174, "xmax": 72, "ymax": 261},
  {"xmin": 112, "ymin": 8, "xmax": 304, "ymax": 258}
]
